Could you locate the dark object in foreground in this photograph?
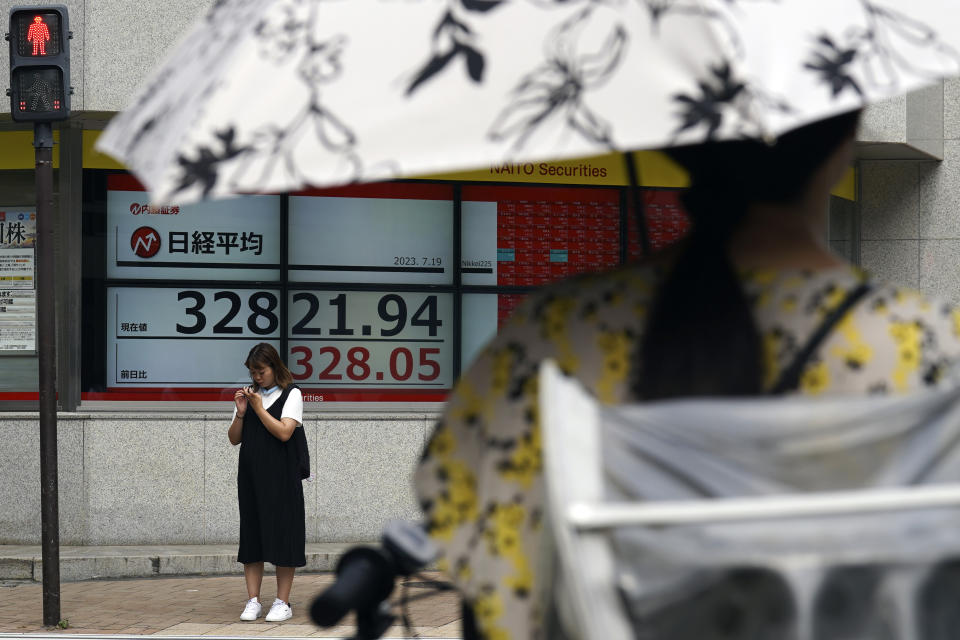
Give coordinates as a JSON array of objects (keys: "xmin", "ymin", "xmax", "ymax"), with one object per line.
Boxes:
[{"xmin": 311, "ymin": 520, "xmax": 440, "ymax": 639}]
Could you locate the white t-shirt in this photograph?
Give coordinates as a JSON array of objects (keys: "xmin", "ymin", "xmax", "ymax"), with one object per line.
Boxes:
[{"xmin": 233, "ymin": 386, "xmax": 303, "ymax": 426}]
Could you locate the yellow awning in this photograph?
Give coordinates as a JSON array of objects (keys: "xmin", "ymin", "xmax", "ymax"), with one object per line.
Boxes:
[
  {"xmin": 0, "ymin": 130, "xmax": 856, "ymax": 200},
  {"xmin": 419, "ymin": 149, "xmax": 856, "ymax": 201}
]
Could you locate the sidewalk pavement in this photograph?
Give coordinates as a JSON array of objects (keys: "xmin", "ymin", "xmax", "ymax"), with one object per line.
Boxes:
[
  {"xmin": 0, "ymin": 545, "xmax": 461, "ymax": 638},
  {"xmin": 0, "ymin": 545, "xmax": 354, "ymax": 583},
  {"xmin": 0, "ymin": 572, "xmax": 462, "ymax": 638}
]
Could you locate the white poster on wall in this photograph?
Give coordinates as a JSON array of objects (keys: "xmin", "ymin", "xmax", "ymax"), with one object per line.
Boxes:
[
  {"xmin": 0, "ymin": 249, "xmax": 33, "ymax": 288},
  {"xmin": 288, "ymin": 196, "xmax": 453, "ymax": 285},
  {"xmin": 461, "ymin": 293, "xmax": 498, "ymax": 369},
  {"xmin": 0, "ymin": 211, "xmax": 36, "ymax": 290},
  {"xmin": 461, "ymin": 201, "xmax": 498, "ymax": 286},
  {"xmin": 0, "ymin": 210, "xmax": 36, "ymax": 353},
  {"xmin": 107, "ymin": 287, "xmax": 281, "ymax": 386},
  {"xmin": 287, "ymin": 289, "xmax": 453, "ymax": 389},
  {"xmin": 106, "ymin": 190, "xmax": 281, "ymax": 281},
  {"xmin": 0, "ymin": 289, "xmax": 36, "ymax": 353}
]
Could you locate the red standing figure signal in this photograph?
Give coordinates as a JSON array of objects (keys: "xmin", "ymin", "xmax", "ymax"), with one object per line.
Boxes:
[{"xmin": 27, "ymin": 15, "xmax": 50, "ymax": 55}]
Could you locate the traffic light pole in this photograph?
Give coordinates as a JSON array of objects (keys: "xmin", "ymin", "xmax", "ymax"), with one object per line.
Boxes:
[
  {"xmin": 8, "ymin": 6, "xmax": 69, "ymax": 626},
  {"xmin": 35, "ymin": 121, "xmax": 60, "ymax": 627}
]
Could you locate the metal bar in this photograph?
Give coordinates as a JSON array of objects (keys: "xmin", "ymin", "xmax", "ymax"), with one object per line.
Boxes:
[
  {"xmin": 618, "ymin": 188, "xmax": 628, "ymax": 265},
  {"xmin": 567, "ymin": 484, "xmax": 960, "ymax": 530},
  {"xmin": 452, "ymin": 184, "xmax": 462, "ymax": 380},
  {"xmin": 622, "ymin": 152, "xmax": 650, "ymax": 256},
  {"xmin": 852, "ymin": 159, "xmax": 862, "ymax": 267},
  {"xmin": 0, "ymin": 636, "xmax": 468, "ymax": 640},
  {"xmin": 57, "ymin": 124, "xmax": 83, "ymax": 410},
  {"xmin": 279, "ymin": 194, "xmax": 289, "ymax": 361},
  {"xmin": 35, "ymin": 121, "xmax": 61, "ymax": 627}
]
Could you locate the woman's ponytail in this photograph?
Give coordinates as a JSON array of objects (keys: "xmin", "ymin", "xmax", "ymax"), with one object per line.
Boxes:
[
  {"xmin": 634, "ymin": 176, "xmax": 762, "ymax": 400},
  {"xmin": 633, "ymin": 111, "xmax": 861, "ymax": 401}
]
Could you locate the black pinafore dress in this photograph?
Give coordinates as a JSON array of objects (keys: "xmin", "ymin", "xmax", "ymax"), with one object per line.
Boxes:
[{"xmin": 237, "ymin": 385, "xmax": 306, "ymax": 567}]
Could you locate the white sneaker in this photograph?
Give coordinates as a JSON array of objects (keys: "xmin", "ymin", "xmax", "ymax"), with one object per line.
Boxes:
[
  {"xmin": 240, "ymin": 598, "xmax": 262, "ymax": 621},
  {"xmin": 265, "ymin": 598, "xmax": 293, "ymax": 622}
]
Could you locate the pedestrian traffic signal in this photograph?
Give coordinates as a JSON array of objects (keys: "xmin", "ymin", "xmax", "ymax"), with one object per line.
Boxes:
[{"xmin": 6, "ymin": 5, "xmax": 71, "ymax": 122}]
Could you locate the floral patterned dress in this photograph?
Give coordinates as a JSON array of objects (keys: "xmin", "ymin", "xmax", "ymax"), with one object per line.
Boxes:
[{"xmin": 413, "ymin": 263, "xmax": 960, "ymax": 640}]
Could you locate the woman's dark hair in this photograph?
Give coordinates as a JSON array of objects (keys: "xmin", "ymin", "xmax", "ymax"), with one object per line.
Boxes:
[
  {"xmin": 634, "ymin": 110, "xmax": 861, "ymax": 401},
  {"xmin": 244, "ymin": 342, "xmax": 294, "ymax": 390}
]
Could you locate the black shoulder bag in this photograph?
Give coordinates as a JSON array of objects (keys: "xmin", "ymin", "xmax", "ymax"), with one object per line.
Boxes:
[{"xmin": 276, "ymin": 384, "xmax": 311, "ymax": 479}]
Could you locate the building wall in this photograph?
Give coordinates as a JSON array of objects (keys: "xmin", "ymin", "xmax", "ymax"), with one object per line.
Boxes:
[
  {"xmin": 1, "ymin": 0, "xmax": 217, "ymax": 115},
  {"xmin": 860, "ymin": 78, "xmax": 960, "ymax": 303},
  {"xmin": 3, "ymin": 2, "xmax": 959, "ymax": 547},
  {"xmin": 0, "ymin": 412, "xmax": 433, "ymax": 544}
]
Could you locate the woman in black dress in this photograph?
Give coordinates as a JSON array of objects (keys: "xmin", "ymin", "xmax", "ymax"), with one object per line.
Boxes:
[{"xmin": 228, "ymin": 342, "xmax": 305, "ymax": 623}]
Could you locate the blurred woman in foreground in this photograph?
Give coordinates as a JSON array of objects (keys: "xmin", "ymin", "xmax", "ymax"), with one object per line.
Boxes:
[{"xmin": 414, "ymin": 111, "xmax": 960, "ymax": 639}]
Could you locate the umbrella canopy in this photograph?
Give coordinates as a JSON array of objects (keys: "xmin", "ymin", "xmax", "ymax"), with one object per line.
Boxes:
[{"xmin": 97, "ymin": 0, "xmax": 960, "ymax": 204}]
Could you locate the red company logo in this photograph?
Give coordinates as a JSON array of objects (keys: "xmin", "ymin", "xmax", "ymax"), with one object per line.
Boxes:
[
  {"xmin": 131, "ymin": 226, "xmax": 161, "ymax": 258},
  {"xmin": 130, "ymin": 203, "xmax": 180, "ymax": 215}
]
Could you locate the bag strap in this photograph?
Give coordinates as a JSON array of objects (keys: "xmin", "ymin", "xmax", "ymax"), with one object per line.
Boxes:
[
  {"xmin": 266, "ymin": 384, "xmax": 298, "ymax": 418},
  {"xmin": 278, "ymin": 383, "xmax": 297, "ymax": 403},
  {"xmin": 769, "ymin": 281, "xmax": 872, "ymax": 395}
]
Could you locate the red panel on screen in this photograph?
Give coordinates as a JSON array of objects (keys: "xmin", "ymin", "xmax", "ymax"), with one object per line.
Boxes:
[
  {"xmin": 462, "ymin": 185, "xmax": 620, "ymax": 203},
  {"xmin": 80, "ymin": 388, "xmax": 448, "ymax": 402},
  {"xmin": 293, "ymin": 183, "xmax": 454, "ymax": 200},
  {"xmin": 627, "ymin": 189, "xmax": 690, "ymax": 261},
  {"xmin": 107, "ymin": 176, "xmax": 454, "ymax": 202},
  {"xmin": 0, "ymin": 392, "xmax": 40, "ymax": 401},
  {"xmin": 107, "ymin": 173, "xmax": 147, "ymax": 191},
  {"xmin": 464, "ymin": 185, "xmax": 621, "ymax": 287},
  {"xmin": 497, "ymin": 294, "xmax": 528, "ymax": 330}
]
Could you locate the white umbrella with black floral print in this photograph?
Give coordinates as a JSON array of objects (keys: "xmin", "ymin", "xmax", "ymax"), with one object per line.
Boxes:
[{"xmin": 97, "ymin": 0, "xmax": 960, "ymax": 204}]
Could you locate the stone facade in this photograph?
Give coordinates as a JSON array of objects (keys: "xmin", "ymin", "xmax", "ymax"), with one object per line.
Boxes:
[
  {"xmin": 3, "ymin": 1, "xmax": 960, "ymax": 547},
  {"xmin": 0, "ymin": 413, "xmax": 433, "ymax": 545},
  {"xmin": 858, "ymin": 79, "xmax": 960, "ymax": 304}
]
